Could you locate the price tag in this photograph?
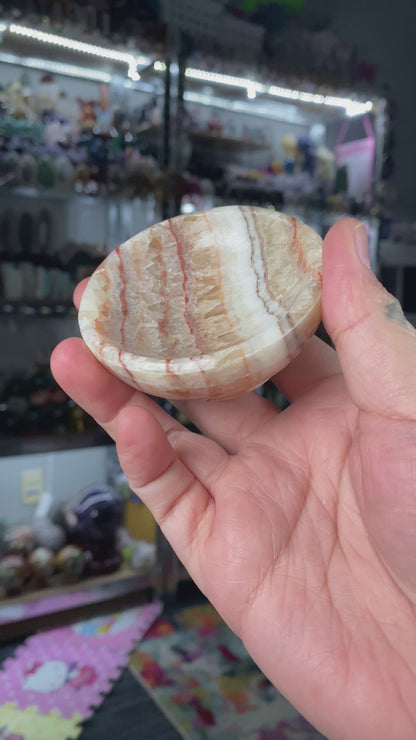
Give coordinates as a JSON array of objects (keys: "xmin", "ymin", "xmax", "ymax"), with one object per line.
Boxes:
[{"xmin": 21, "ymin": 469, "xmax": 44, "ymax": 504}]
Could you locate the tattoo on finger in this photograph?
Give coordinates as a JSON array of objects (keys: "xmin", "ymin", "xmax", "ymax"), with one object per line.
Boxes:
[{"xmin": 385, "ymin": 298, "xmax": 410, "ymax": 328}]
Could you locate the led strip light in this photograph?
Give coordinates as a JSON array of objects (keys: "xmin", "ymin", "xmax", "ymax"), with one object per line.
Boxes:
[
  {"xmin": 183, "ymin": 65, "xmax": 373, "ymax": 117},
  {"xmin": 2, "ymin": 22, "xmax": 151, "ymax": 80},
  {"xmin": 0, "ymin": 21, "xmax": 374, "ymax": 116}
]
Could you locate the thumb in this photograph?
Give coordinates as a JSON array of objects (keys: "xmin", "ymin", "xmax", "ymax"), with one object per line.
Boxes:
[{"xmin": 323, "ymin": 218, "xmax": 416, "ymax": 419}]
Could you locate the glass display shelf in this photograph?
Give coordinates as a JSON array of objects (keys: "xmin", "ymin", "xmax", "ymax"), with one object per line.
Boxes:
[{"xmin": 0, "ymin": 301, "xmax": 76, "ymax": 318}]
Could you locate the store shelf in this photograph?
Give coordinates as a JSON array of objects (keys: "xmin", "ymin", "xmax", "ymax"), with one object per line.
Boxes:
[
  {"xmin": 136, "ymin": 122, "xmax": 162, "ymax": 137},
  {"xmin": 190, "ymin": 131, "xmax": 269, "ymax": 152},
  {"xmin": 0, "ymin": 185, "xmax": 70, "ymax": 201},
  {"xmin": 0, "ymin": 186, "xmax": 123, "ymax": 203},
  {"xmin": 0, "ymin": 428, "xmax": 113, "ymax": 458},
  {"xmin": 0, "ymin": 301, "xmax": 76, "ymax": 318},
  {"xmin": 0, "ymin": 565, "xmax": 157, "ymax": 640}
]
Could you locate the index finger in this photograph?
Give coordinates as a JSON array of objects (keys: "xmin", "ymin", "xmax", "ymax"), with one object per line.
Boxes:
[{"xmin": 73, "ymin": 278, "xmax": 89, "ymax": 310}]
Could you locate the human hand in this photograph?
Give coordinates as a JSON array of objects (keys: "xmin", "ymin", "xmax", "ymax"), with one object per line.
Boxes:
[{"xmin": 51, "ymin": 218, "xmax": 416, "ymax": 740}]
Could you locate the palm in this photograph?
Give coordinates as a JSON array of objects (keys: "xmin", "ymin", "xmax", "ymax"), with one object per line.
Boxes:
[
  {"xmin": 181, "ymin": 375, "xmax": 416, "ymax": 738},
  {"xmin": 51, "ymin": 220, "xmax": 416, "ymax": 739}
]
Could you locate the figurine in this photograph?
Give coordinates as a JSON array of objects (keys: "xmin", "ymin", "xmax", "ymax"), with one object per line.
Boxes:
[
  {"xmin": 5, "ymin": 525, "xmax": 35, "ymax": 557},
  {"xmin": 36, "ymin": 74, "xmax": 58, "ymax": 115},
  {"xmin": 281, "ymin": 134, "xmax": 299, "ymax": 174},
  {"xmin": 54, "ymin": 155, "xmax": 75, "ymax": 190},
  {"xmin": 55, "ymin": 545, "xmax": 84, "ymax": 583},
  {"xmin": 18, "ymin": 152, "xmax": 37, "ymax": 186},
  {"xmin": 65, "ymin": 486, "xmax": 123, "ymax": 575},
  {"xmin": 77, "ymin": 99, "xmax": 97, "ymax": 131},
  {"xmin": 95, "ymin": 84, "xmax": 114, "ymax": 134},
  {"xmin": 6, "ymin": 82, "xmax": 34, "ymax": 120},
  {"xmin": 33, "ymin": 515, "xmax": 66, "ymax": 553},
  {"xmin": 297, "ymin": 135, "xmax": 316, "ymax": 175},
  {"xmin": 0, "ymin": 555, "xmax": 26, "ymax": 595},
  {"xmin": 315, "ymin": 145, "xmax": 336, "ymax": 190},
  {"xmin": 29, "ymin": 547, "xmax": 55, "ymax": 587}
]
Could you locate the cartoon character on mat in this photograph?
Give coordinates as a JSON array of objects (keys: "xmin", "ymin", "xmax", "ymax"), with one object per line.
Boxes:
[
  {"xmin": 22, "ymin": 659, "xmax": 97, "ymax": 692},
  {"xmin": 73, "ymin": 610, "xmax": 137, "ymax": 636}
]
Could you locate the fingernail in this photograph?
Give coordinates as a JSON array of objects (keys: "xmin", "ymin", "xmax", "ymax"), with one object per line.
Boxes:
[{"xmin": 354, "ymin": 223, "xmax": 371, "ymax": 268}]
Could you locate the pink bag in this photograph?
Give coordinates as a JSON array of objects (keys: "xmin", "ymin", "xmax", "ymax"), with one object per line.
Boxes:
[{"xmin": 335, "ymin": 115, "xmax": 375, "ymax": 200}]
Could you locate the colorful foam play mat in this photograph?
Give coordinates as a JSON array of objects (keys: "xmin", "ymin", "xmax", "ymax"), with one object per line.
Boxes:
[
  {"xmin": 129, "ymin": 603, "xmax": 327, "ymax": 740},
  {"xmin": 0, "ymin": 600, "xmax": 162, "ymax": 739}
]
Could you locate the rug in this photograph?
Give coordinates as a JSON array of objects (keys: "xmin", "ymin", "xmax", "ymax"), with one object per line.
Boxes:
[
  {"xmin": 0, "ymin": 600, "xmax": 162, "ymax": 740},
  {"xmin": 129, "ymin": 603, "xmax": 326, "ymax": 740}
]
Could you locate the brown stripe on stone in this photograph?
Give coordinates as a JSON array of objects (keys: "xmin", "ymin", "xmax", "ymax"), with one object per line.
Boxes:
[
  {"xmin": 150, "ymin": 234, "xmax": 179, "ymax": 358},
  {"xmin": 118, "ymin": 349, "xmax": 136, "ymax": 385},
  {"xmin": 115, "ymin": 245, "xmax": 128, "ymax": 349},
  {"xmin": 241, "ymin": 208, "xmax": 294, "ymax": 358},
  {"xmin": 94, "ymin": 266, "xmax": 111, "ymax": 340},
  {"xmin": 201, "ymin": 211, "xmax": 251, "ymax": 376},
  {"xmin": 167, "ymin": 218, "xmax": 208, "ymax": 354},
  {"xmin": 167, "ymin": 218, "xmax": 210, "ymax": 389},
  {"xmin": 290, "ymin": 217, "xmax": 322, "ymax": 288},
  {"xmin": 165, "ymin": 358, "xmax": 179, "ymax": 378},
  {"xmin": 251, "ymin": 209, "xmax": 297, "ymax": 337}
]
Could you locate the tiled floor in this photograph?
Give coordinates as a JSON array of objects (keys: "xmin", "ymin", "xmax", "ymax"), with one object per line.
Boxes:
[{"xmin": 79, "ymin": 666, "xmax": 181, "ymax": 740}]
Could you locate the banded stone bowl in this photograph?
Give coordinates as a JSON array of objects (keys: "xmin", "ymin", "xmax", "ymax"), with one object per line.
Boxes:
[{"xmin": 78, "ymin": 205, "xmax": 322, "ymax": 400}]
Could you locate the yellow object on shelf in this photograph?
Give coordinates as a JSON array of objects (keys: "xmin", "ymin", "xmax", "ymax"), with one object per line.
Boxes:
[{"xmin": 124, "ymin": 499, "xmax": 156, "ymax": 544}]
